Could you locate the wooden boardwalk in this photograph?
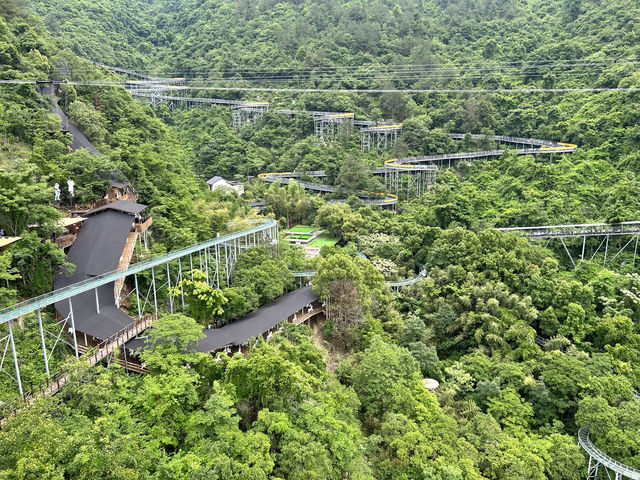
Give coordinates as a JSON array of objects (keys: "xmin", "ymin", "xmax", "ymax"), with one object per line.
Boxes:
[{"xmin": 0, "ymin": 315, "xmax": 154, "ymax": 426}]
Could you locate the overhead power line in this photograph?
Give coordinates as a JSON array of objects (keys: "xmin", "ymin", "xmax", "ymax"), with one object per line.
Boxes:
[{"xmin": 2, "ymin": 79, "xmax": 639, "ymax": 94}]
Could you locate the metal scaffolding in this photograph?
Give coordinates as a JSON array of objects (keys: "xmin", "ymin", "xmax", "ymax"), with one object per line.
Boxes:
[
  {"xmin": 383, "ymin": 162, "xmax": 438, "ymax": 200},
  {"xmin": 314, "ymin": 113, "xmax": 355, "ymax": 143},
  {"xmin": 360, "ymin": 124, "xmax": 403, "ymax": 152},
  {"xmin": 232, "ymin": 102, "xmax": 269, "ymax": 128}
]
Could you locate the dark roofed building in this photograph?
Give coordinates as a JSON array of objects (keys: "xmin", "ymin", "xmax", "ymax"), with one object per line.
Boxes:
[{"xmin": 54, "ymin": 210, "xmax": 136, "ymax": 340}]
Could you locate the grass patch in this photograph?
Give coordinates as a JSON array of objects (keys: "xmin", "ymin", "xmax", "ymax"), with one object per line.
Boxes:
[
  {"xmin": 309, "ymin": 232, "xmax": 340, "ymax": 247},
  {"xmin": 289, "ymin": 233, "xmax": 313, "ymax": 240},
  {"xmin": 286, "ymin": 225, "xmax": 314, "ymax": 234}
]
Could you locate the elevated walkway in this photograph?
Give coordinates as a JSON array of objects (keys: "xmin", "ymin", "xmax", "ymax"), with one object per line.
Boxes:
[{"xmin": 578, "ymin": 426, "xmax": 640, "ymax": 480}]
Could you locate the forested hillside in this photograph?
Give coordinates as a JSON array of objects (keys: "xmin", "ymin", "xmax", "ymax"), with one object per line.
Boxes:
[{"xmin": 1, "ymin": 0, "xmax": 640, "ymax": 478}]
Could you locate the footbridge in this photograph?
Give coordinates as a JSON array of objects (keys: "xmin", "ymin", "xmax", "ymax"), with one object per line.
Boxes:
[
  {"xmin": 256, "ymin": 134, "xmax": 576, "ymax": 202},
  {"xmin": 0, "ymin": 219, "xmax": 278, "ymax": 401},
  {"xmin": 498, "ymin": 221, "xmax": 640, "ymax": 268},
  {"xmin": 578, "ymin": 426, "xmax": 640, "ymax": 480},
  {"xmin": 292, "ymin": 262, "xmax": 426, "ymax": 292},
  {"xmin": 257, "ymin": 171, "xmax": 399, "ymax": 206},
  {"xmin": 129, "ymin": 88, "xmax": 397, "ymax": 143}
]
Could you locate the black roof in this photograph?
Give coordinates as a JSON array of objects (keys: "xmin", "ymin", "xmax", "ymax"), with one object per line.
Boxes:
[
  {"xmin": 109, "ymin": 180, "xmax": 131, "ymax": 189},
  {"xmin": 87, "ymin": 200, "xmax": 147, "ymax": 216},
  {"xmin": 125, "ymin": 286, "xmax": 319, "ymax": 354},
  {"xmin": 54, "ymin": 210, "xmax": 135, "ymax": 339}
]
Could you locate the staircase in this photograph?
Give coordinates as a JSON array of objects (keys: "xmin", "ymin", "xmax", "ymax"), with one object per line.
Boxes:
[
  {"xmin": 0, "ymin": 315, "xmax": 154, "ymax": 426},
  {"xmin": 115, "ymin": 231, "xmax": 138, "ymax": 300}
]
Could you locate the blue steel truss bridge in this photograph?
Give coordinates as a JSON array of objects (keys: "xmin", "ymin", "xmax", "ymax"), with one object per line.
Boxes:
[{"xmin": 498, "ymin": 221, "xmax": 640, "ymax": 268}]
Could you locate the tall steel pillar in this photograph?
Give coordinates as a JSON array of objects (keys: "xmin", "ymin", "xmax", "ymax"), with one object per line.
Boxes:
[
  {"xmin": 37, "ymin": 309, "xmax": 49, "ymax": 376},
  {"xmin": 151, "ymin": 266, "xmax": 158, "ymax": 319},
  {"xmin": 204, "ymin": 247, "xmax": 210, "ymax": 284},
  {"xmin": 215, "ymin": 243, "xmax": 221, "ymax": 288},
  {"xmin": 166, "ymin": 262, "xmax": 173, "ymax": 314},
  {"xmin": 134, "ymin": 273, "xmax": 142, "ymax": 320},
  {"xmin": 178, "ymin": 258, "xmax": 185, "ymax": 310},
  {"xmin": 95, "ymin": 287, "xmax": 100, "ymax": 314},
  {"xmin": 7, "ymin": 321, "xmax": 22, "ymax": 396},
  {"xmin": 68, "ymin": 298, "xmax": 79, "ymax": 359}
]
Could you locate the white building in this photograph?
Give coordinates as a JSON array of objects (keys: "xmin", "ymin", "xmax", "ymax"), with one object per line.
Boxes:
[{"xmin": 206, "ymin": 176, "xmax": 244, "ymax": 195}]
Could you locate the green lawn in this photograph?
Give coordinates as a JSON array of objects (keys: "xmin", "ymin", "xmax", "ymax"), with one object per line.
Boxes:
[
  {"xmin": 308, "ymin": 232, "xmax": 340, "ymax": 247},
  {"xmin": 288, "ymin": 233, "xmax": 313, "ymax": 240},
  {"xmin": 286, "ymin": 225, "xmax": 314, "ymax": 234}
]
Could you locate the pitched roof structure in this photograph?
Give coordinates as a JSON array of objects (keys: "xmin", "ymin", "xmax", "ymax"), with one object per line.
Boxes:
[
  {"xmin": 54, "ymin": 210, "xmax": 135, "ymax": 339},
  {"xmin": 87, "ymin": 200, "xmax": 147, "ymax": 216},
  {"xmin": 206, "ymin": 176, "xmax": 224, "ymax": 185}
]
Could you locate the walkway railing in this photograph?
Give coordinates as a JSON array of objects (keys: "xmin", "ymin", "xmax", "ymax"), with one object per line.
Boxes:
[
  {"xmin": 292, "ymin": 262, "xmax": 427, "ymax": 291},
  {"xmin": 0, "ymin": 219, "xmax": 277, "ymax": 324},
  {"xmin": 0, "ymin": 314, "xmax": 154, "ymax": 425},
  {"xmin": 578, "ymin": 426, "xmax": 640, "ymax": 480}
]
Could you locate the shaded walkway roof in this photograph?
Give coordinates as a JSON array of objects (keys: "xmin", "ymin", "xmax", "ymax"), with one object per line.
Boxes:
[{"xmin": 126, "ymin": 286, "xmax": 319, "ymax": 353}]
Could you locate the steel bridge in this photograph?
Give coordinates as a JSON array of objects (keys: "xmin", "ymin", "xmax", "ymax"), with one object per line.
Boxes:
[
  {"xmin": 293, "ymin": 263, "xmax": 426, "ymax": 292},
  {"xmin": 256, "ymin": 134, "xmax": 576, "ymax": 202},
  {"xmin": 0, "ymin": 219, "xmax": 278, "ymax": 398},
  {"xmin": 498, "ymin": 221, "xmax": 640, "ymax": 268},
  {"xmin": 314, "ymin": 113, "xmax": 354, "ymax": 143},
  {"xmin": 257, "ymin": 172, "xmax": 399, "ymax": 205},
  {"xmin": 360, "ymin": 124, "xmax": 404, "ymax": 152},
  {"xmin": 578, "ymin": 426, "xmax": 640, "ymax": 480}
]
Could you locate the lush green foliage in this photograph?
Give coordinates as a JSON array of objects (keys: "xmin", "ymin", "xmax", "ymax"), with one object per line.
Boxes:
[{"xmin": 2, "ymin": 0, "xmax": 640, "ymax": 478}]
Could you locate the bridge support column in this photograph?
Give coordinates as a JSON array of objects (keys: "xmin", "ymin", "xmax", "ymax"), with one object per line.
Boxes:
[
  {"xmin": 178, "ymin": 258, "xmax": 185, "ymax": 310},
  {"xmin": 586, "ymin": 455, "xmax": 599, "ymax": 480},
  {"xmin": 604, "ymin": 234, "xmax": 609, "ymax": 266},
  {"xmin": 95, "ymin": 287, "xmax": 100, "ymax": 314},
  {"xmin": 582, "ymin": 236, "xmax": 586, "ymax": 260},
  {"xmin": 151, "ymin": 266, "xmax": 158, "ymax": 319},
  {"xmin": 634, "ymin": 234, "xmax": 639, "ymax": 267},
  {"xmin": 68, "ymin": 298, "xmax": 79, "ymax": 359},
  {"xmin": 8, "ymin": 321, "xmax": 22, "ymax": 396},
  {"xmin": 215, "ymin": 244, "xmax": 221, "ymax": 288},
  {"xmin": 37, "ymin": 309, "xmax": 49, "ymax": 377},
  {"xmin": 134, "ymin": 273, "xmax": 142, "ymax": 320},
  {"xmin": 204, "ymin": 247, "xmax": 210, "ymax": 285},
  {"xmin": 560, "ymin": 237, "xmax": 576, "ymax": 268},
  {"xmin": 166, "ymin": 262, "xmax": 173, "ymax": 314}
]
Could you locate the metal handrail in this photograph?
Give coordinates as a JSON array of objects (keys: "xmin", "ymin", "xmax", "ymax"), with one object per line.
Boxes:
[
  {"xmin": 0, "ymin": 314, "xmax": 154, "ymax": 423},
  {"xmin": 0, "ymin": 219, "xmax": 277, "ymax": 323},
  {"xmin": 497, "ymin": 221, "xmax": 640, "ymax": 238},
  {"xmin": 258, "ymin": 174, "xmax": 398, "ymax": 205},
  {"xmin": 130, "ymin": 91, "xmax": 245, "ymax": 106},
  {"xmin": 292, "ymin": 263, "xmax": 427, "ymax": 289},
  {"xmin": 578, "ymin": 426, "xmax": 640, "ymax": 480}
]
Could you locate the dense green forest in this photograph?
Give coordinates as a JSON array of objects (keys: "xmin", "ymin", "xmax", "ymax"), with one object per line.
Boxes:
[{"xmin": 1, "ymin": 0, "xmax": 640, "ymax": 478}]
